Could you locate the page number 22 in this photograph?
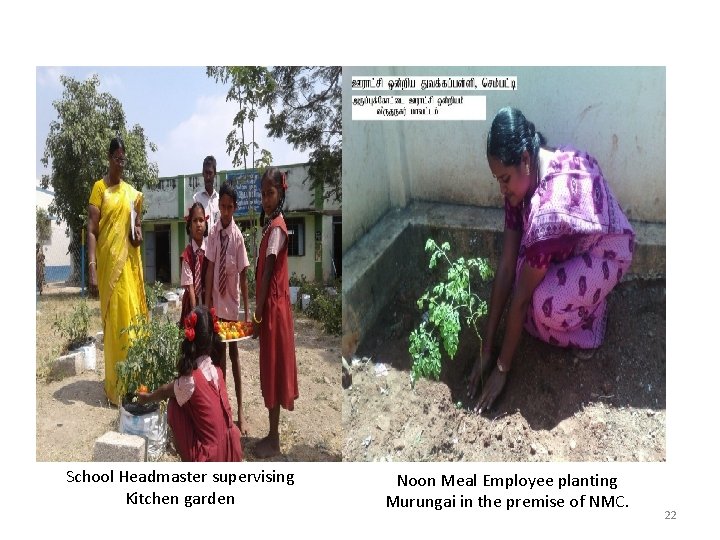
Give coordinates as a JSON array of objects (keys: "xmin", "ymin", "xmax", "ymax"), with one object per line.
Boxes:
[{"xmin": 665, "ymin": 511, "xmax": 677, "ymax": 520}]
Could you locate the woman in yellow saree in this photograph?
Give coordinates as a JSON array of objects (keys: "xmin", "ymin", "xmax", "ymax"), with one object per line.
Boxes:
[{"xmin": 87, "ymin": 137, "xmax": 147, "ymax": 405}]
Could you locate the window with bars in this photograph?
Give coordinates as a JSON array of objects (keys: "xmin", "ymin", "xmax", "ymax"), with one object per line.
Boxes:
[{"xmin": 286, "ymin": 217, "xmax": 305, "ymax": 257}]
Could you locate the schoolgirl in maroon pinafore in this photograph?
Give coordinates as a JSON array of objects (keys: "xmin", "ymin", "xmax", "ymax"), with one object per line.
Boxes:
[
  {"xmin": 137, "ymin": 305, "xmax": 243, "ymax": 462},
  {"xmin": 252, "ymin": 167, "xmax": 298, "ymax": 458},
  {"xmin": 179, "ymin": 203, "xmax": 209, "ymax": 324}
]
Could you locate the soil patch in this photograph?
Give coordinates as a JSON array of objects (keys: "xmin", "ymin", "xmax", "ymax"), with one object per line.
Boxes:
[{"xmin": 343, "ymin": 278, "xmax": 665, "ymax": 462}]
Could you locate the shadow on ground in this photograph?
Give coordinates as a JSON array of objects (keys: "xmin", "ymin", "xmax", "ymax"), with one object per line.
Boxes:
[{"xmin": 52, "ymin": 379, "xmax": 110, "ymax": 408}]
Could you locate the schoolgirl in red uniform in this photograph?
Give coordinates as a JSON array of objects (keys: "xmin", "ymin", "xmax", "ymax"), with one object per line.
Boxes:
[{"xmin": 252, "ymin": 167, "xmax": 299, "ymax": 458}]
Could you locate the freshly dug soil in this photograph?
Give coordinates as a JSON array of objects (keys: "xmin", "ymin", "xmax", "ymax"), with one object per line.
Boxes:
[{"xmin": 343, "ymin": 278, "xmax": 665, "ymax": 462}]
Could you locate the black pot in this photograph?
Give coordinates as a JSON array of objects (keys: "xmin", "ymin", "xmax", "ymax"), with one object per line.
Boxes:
[
  {"xmin": 69, "ymin": 335, "xmax": 95, "ymax": 351},
  {"xmin": 121, "ymin": 393, "xmax": 159, "ymax": 416}
]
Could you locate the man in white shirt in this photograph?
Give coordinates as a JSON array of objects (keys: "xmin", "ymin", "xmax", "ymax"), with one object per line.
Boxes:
[{"xmin": 193, "ymin": 155, "xmax": 220, "ymax": 230}]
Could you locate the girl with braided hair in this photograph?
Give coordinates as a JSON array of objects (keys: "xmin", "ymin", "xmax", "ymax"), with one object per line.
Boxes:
[
  {"xmin": 137, "ymin": 305, "xmax": 243, "ymax": 461},
  {"xmin": 251, "ymin": 167, "xmax": 298, "ymax": 458}
]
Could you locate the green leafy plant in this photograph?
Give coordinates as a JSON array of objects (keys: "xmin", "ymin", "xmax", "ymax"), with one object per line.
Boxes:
[
  {"xmin": 52, "ymin": 300, "xmax": 92, "ymax": 351},
  {"xmin": 289, "ymin": 272, "xmax": 307, "ymax": 287},
  {"xmin": 36, "ymin": 206, "xmax": 52, "ymax": 245},
  {"xmin": 144, "ymin": 281, "xmax": 166, "ymax": 313},
  {"xmin": 306, "ymin": 290, "xmax": 341, "ymax": 335},
  {"xmin": 297, "ymin": 278, "xmax": 341, "ymax": 335},
  {"xmin": 409, "ymin": 239, "xmax": 494, "ymax": 384},
  {"xmin": 116, "ymin": 315, "xmax": 182, "ymax": 400}
]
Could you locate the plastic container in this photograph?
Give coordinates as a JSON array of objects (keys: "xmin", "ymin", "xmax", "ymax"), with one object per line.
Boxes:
[
  {"xmin": 79, "ymin": 343, "xmax": 96, "ymax": 371},
  {"xmin": 119, "ymin": 396, "xmax": 167, "ymax": 461}
]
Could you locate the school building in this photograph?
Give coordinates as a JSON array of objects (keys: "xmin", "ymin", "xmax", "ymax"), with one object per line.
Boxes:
[
  {"xmin": 141, "ymin": 163, "xmax": 341, "ymax": 286},
  {"xmin": 36, "ymin": 180, "xmax": 72, "ymax": 283}
]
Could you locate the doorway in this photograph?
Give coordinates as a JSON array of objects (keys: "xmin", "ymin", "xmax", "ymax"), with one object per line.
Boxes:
[{"xmin": 154, "ymin": 224, "xmax": 171, "ymax": 284}]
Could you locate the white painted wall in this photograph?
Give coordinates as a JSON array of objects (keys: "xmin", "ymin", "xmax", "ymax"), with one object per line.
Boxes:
[
  {"xmin": 279, "ymin": 163, "xmax": 341, "ymax": 213},
  {"xmin": 145, "ymin": 179, "xmax": 179, "ymax": 219},
  {"xmin": 184, "ymin": 174, "xmax": 205, "ymax": 215},
  {"xmin": 36, "ymin": 183, "xmax": 71, "ymax": 267},
  {"xmin": 343, "ymin": 66, "xmax": 666, "ymax": 253}
]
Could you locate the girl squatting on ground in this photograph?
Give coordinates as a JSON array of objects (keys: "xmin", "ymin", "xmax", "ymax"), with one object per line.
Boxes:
[
  {"xmin": 138, "ymin": 305, "xmax": 242, "ymax": 462},
  {"xmin": 252, "ymin": 167, "xmax": 299, "ymax": 458}
]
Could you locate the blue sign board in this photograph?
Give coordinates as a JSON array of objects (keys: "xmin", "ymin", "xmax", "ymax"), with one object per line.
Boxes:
[{"xmin": 226, "ymin": 171, "xmax": 262, "ymax": 215}]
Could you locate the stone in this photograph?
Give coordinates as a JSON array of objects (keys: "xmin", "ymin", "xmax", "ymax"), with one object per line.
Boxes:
[
  {"xmin": 51, "ymin": 351, "xmax": 83, "ymax": 379},
  {"xmin": 93, "ymin": 431, "xmax": 146, "ymax": 462}
]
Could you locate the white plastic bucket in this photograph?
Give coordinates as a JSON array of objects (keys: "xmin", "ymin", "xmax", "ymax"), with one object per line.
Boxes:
[
  {"xmin": 289, "ymin": 286, "xmax": 299, "ymax": 305},
  {"xmin": 119, "ymin": 404, "xmax": 168, "ymax": 461},
  {"xmin": 79, "ymin": 343, "xmax": 96, "ymax": 371},
  {"xmin": 301, "ymin": 294, "xmax": 311, "ymax": 311}
]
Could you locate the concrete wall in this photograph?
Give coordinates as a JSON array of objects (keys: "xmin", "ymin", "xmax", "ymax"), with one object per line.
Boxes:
[
  {"xmin": 145, "ymin": 179, "xmax": 179, "ymax": 220},
  {"xmin": 285, "ymin": 214, "xmax": 315, "ymax": 281},
  {"xmin": 283, "ymin": 163, "xmax": 341, "ymax": 213},
  {"xmin": 36, "ymin": 184, "xmax": 71, "ymax": 267},
  {"xmin": 184, "ymin": 174, "xmax": 203, "ymax": 213},
  {"xmin": 343, "ymin": 66, "xmax": 666, "ymax": 253}
]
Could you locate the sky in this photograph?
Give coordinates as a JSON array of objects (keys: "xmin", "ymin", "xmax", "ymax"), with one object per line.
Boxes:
[{"xmin": 36, "ymin": 66, "xmax": 309, "ymax": 181}]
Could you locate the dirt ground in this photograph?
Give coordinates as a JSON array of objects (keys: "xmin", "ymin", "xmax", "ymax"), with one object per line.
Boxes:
[
  {"xmin": 343, "ymin": 277, "xmax": 665, "ymax": 462},
  {"xmin": 36, "ymin": 287, "xmax": 342, "ymax": 462}
]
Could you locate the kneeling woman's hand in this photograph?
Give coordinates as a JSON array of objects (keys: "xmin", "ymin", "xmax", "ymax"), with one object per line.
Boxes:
[
  {"xmin": 467, "ymin": 343, "xmax": 493, "ymax": 401},
  {"xmin": 474, "ymin": 367, "xmax": 507, "ymax": 414}
]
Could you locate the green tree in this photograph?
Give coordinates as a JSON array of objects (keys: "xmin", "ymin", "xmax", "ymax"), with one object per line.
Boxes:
[
  {"xmin": 40, "ymin": 74, "xmax": 158, "ymax": 283},
  {"xmin": 36, "ymin": 206, "xmax": 52, "ymax": 245},
  {"xmin": 207, "ymin": 66, "xmax": 342, "ymax": 202},
  {"xmin": 206, "ymin": 66, "xmax": 274, "ymax": 272},
  {"xmin": 206, "ymin": 66, "xmax": 276, "ymax": 171}
]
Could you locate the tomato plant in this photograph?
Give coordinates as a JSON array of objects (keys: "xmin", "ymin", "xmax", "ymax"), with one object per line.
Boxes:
[{"xmin": 116, "ymin": 314, "xmax": 182, "ymax": 399}]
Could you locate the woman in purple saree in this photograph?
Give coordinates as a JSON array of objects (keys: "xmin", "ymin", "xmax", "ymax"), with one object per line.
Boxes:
[{"xmin": 468, "ymin": 107, "xmax": 634, "ymax": 412}]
